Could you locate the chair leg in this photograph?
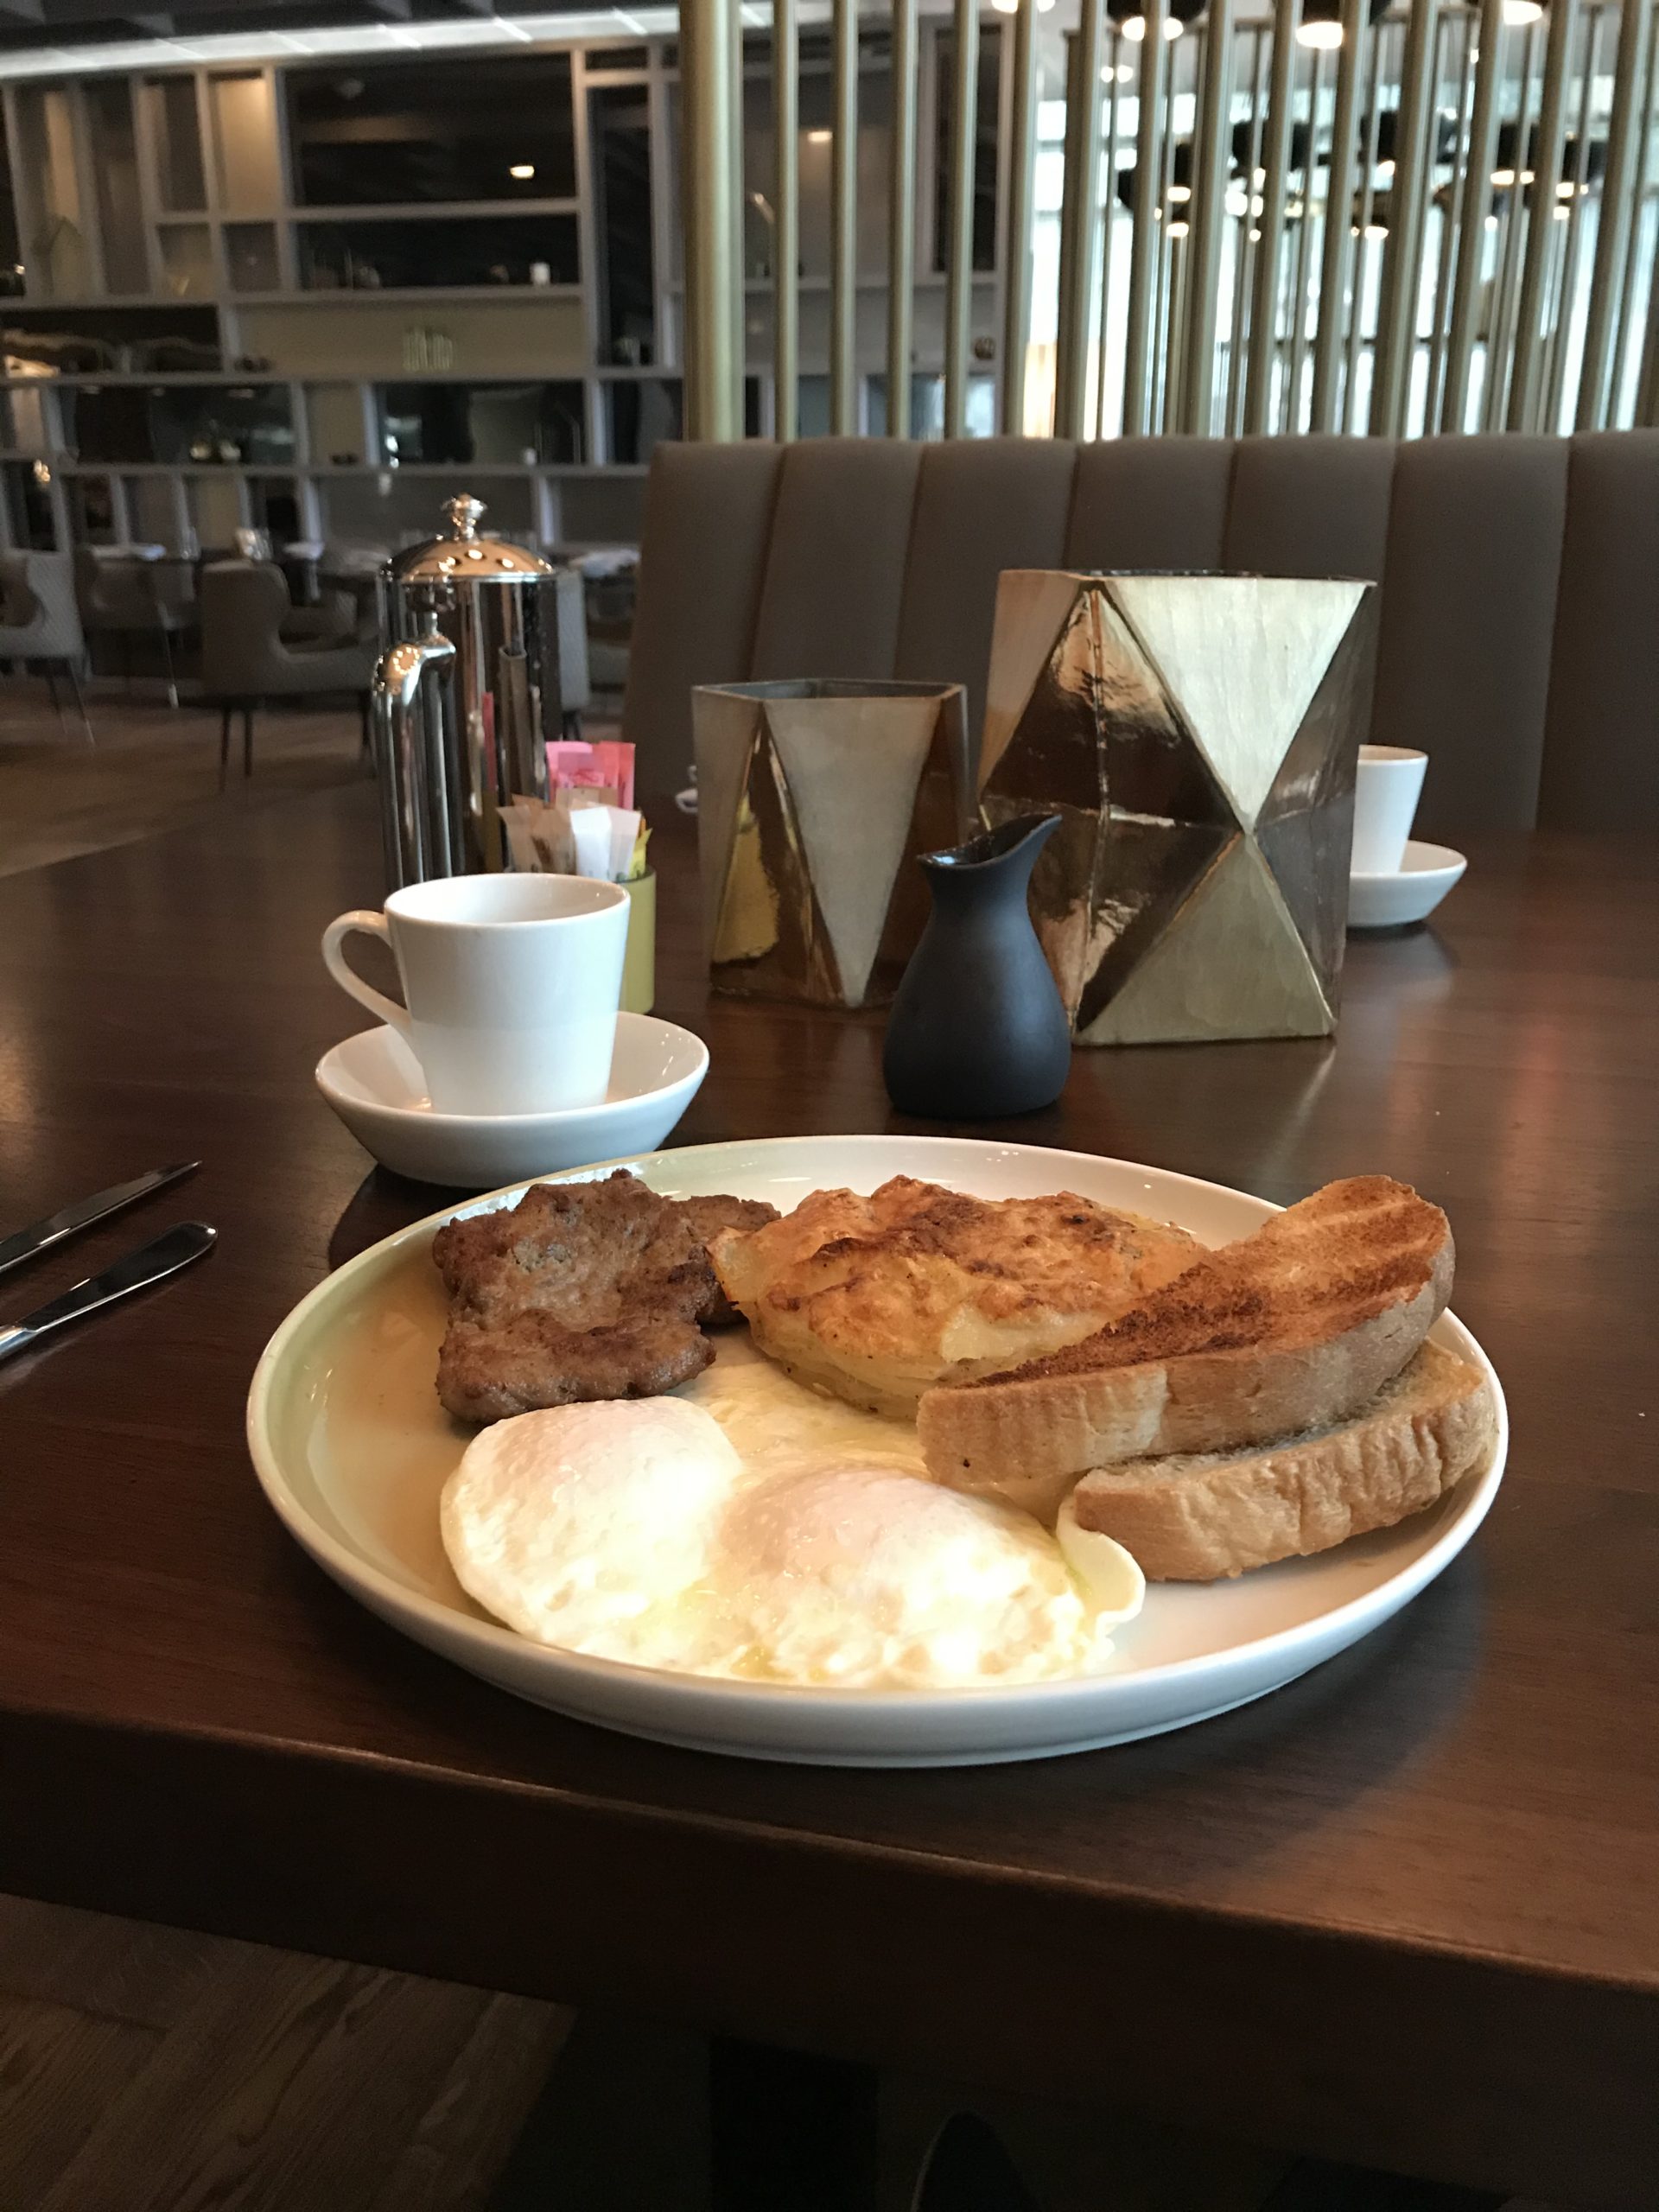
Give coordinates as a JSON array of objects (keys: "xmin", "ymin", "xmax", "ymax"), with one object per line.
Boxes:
[
  {"xmin": 243, "ymin": 703, "xmax": 255, "ymax": 778},
  {"xmin": 66, "ymin": 660, "xmax": 92, "ymax": 744},
  {"xmin": 158, "ymin": 619, "xmax": 178, "ymax": 710},
  {"xmin": 219, "ymin": 706, "xmax": 232, "ymax": 789}
]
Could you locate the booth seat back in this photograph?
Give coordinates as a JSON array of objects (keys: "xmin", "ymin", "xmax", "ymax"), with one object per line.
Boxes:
[{"xmin": 621, "ymin": 429, "xmax": 1659, "ymax": 838}]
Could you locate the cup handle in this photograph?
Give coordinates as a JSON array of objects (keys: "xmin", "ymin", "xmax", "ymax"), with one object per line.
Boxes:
[{"xmin": 321, "ymin": 911, "xmax": 413, "ymax": 1040}]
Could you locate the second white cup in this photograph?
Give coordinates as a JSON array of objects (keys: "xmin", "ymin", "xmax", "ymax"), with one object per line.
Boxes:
[
  {"xmin": 321, "ymin": 873, "xmax": 629, "ymax": 1117},
  {"xmin": 1351, "ymin": 745, "xmax": 1427, "ymax": 877}
]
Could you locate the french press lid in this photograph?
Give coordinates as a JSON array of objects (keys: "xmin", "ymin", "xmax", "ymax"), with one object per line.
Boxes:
[{"xmin": 384, "ymin": 493, "xmax": 555, "ymax": 583}]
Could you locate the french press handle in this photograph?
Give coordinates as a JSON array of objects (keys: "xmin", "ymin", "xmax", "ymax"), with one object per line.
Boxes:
[{"xmin": 370, "ymin": 619, "xmax": 461, "ymax": 889}]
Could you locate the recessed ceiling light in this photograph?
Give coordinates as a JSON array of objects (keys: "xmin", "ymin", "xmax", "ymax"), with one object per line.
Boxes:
[
  {"xmin": 510, "ymin": 162, "xmax": 536, "ymax": 181},
  {"xmin": 806, "ymin": 128, "xmax": 831, "ymax": 143},
  {"xmin": 1298, "ymin": 17, "xmax": 1344, "ymax": 47}
]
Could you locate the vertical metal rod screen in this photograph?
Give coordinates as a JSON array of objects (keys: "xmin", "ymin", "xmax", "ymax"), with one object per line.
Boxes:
[{"xmin": 677, "ymin": 0, "xmax": 1659, "ymax": 442}]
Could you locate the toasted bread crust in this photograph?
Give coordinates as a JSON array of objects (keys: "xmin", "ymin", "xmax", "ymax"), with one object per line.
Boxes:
[
  {"xmin": 918, "ymin": 1177, "xmax": 1454, "ymax": 1517},
  {"xmin": 709, "ymin": 1176, "xmax": 1201, "ymax": 1416},
  {"xmin": 1066, "ymin": 1339, "xmax": 1496, "ymax": 1579}
]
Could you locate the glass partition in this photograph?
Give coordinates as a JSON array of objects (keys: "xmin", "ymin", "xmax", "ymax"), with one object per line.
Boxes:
[
  {"xmin": 374, "ymin": 381, "xmax": 585, "ymax": 466},
  {"xmin": 590, "ymin": 82, "xmax": 656, "ymax": 363},
  {"xmin": 933, "ymin": 27, "xmax": 1001, "ymax": 276},
  {"xmin": 63, "ymin": 381, "xmax": 294, "ymax": 467},
  {"xmin": 146, "ymin": 77, "xmax": 207, "ymax": 213},
  {"xmin": 297, "ymin": 215, "xmax": 579, "ymax": 292},
  {"xmin": 287, "ymin": 54, "xmax": 575, "ymax": 205},
  {"xmin": 12, "ymin": 86, "xmax": 93, "ymax": 298},
  {"xmin": 224, "ymin": 223, "xmax": 281, "ymax": 294},
  {"xmin": 158, "ymin": 225, "xmax": 215, "ymax": 300},
  {"xmin": 86, "ymin": 79, "xmax": 149, "ymax": 295},
  {"xmin": 210, "ymin": 73, "xmax": 282, "ymax": 213}
]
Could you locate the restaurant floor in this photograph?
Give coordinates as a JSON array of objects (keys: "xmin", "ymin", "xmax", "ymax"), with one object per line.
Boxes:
[
  {"xmin": 0, "ymin": 681, "xmax": 368, "ymax": 878},
  {"xmin": 0, "ymin": 1891, "xmax": 1560, "ymax": 2209}
]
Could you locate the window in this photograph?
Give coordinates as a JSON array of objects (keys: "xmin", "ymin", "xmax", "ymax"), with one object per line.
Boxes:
[{"xmin": 287, "ymin": 55, "xmax": 575, "ymax": 206}]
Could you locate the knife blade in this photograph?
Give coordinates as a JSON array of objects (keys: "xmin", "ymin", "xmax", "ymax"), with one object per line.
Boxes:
[
  {"xmin": 0, "ymin": 1222, "xmax": 216, "ymax": 1367},
  {"xmin": 0, "ymin": 1161, "xmax": 199, "ymax": 1281}
]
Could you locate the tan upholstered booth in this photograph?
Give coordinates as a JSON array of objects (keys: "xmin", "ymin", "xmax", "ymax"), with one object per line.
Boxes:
[{"xmin": 621, "ymin": 431, "xmax": 1659, "ymax": 837}]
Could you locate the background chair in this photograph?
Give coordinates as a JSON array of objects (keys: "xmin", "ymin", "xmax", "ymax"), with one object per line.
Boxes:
[
  {"xmin": 198, "ymin": 559, "xmax": 377, "ymax": 784},
  {"xmin": 620, "ymin": 429, "xmax": 1659, "ymax": 837},
  {"xmin": 73, "ymin": 549, "xmax": 193, "ymax": 708},
  {"xmin": 0, "ymin": 550, "xmax": 92, "ymax": 741}
]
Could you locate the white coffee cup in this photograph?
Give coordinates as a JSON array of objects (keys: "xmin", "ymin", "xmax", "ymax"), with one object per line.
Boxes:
[
  {"xmin": 1351, "ymin": 745, "xmax": 1428, "ymax": 877},
  {"xmin": 322, "ymin": 874, "xmax": 629, "ymax": 1116}
]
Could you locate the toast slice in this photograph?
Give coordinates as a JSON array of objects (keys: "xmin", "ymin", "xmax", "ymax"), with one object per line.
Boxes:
[
  {"xmin": 918, "ymin": 1176, "xmax": 1453, "ymax": 1522},
  {"xmin": 1062, "ymin": 1338, "xmax": 1497, "ymax": 1580}
]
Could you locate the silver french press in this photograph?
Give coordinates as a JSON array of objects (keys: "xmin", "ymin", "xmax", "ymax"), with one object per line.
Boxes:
[{"xmin": 371, "ymin": 493, "xmax": 567, "ymax": 887}]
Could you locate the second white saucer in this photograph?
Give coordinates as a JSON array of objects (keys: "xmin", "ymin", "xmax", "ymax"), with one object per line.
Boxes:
[
  {"xmin": 316, "ymin": 1012, "xmax": 709, "ymax": 1186},
  {"xmin": 1349, "ymin": 838, "xmax": 1468, "ymax": 931}
]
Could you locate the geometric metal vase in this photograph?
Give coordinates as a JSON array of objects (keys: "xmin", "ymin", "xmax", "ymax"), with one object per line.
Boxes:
[
  {"xmin": 692, "ymin": 678, "xmax": 975, "ymax": 1009},
  {"xmin": 979, "ymin": 570, "xmax": 1378, "ymax": 1045}
]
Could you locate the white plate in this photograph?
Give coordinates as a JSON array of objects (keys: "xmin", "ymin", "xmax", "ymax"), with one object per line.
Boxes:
[
  {"xmin": 315, "ymin": 1012, "xmax": 708, "ymax": 1185},
  {"xmin": 1349, "ymin": 839, "xmax": 1468, "ymax": 931},
  {"xmin": 246, "ymin": 1136, "xmax": 1507, "ymax": 1767}
]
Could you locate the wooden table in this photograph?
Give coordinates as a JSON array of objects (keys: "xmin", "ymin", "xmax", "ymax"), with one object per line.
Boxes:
[{"xmin": 0, "ymin": 785, "xmax": 1654, "ymax": 2209}]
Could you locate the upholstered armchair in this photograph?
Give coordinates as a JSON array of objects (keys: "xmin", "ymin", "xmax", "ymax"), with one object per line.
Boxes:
[{"xmin": 198, "ymin": 559, "xmax": 378, "ymax": 784}]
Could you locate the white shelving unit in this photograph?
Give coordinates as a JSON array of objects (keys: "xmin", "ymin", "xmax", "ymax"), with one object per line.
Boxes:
[{"xmin": 0, "ymin": 19, "xmax": 1011, "ymax": 559}]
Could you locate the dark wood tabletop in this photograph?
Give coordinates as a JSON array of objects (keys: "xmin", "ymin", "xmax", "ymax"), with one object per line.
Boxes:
[{"xmin": 1, "ymin": 782, "xmax": 1654, "ymax": 2209}]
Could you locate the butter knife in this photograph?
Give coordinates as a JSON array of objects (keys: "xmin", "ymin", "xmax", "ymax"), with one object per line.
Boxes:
[
  {"xmin": 0, "ymin": 1222, "xmax": 215, "ymax": 1367},
  {"xmin": 0, "ymin": 1161, "xmax": 199, "ymax": 1281}
]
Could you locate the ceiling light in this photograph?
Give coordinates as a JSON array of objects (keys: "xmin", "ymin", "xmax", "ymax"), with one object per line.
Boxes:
[
  {"xmin": 1376, "ymin": 157, "xmax": 1395, "ymax": 176},
  {"xmin": 1503, "ymin": 0, "xmax": 1544, "ymax": 21},
  {"xmin": 806, "ymin": 128, "xmax": 831, "ymax": 143},
  {"xmin": 1298, "ymin": 16, "xmax": 1344, "ymax": 46},
  {"xmin": 1167, "ymin": 219, "xmax": 1190, "ymax": 236},
  {"xmin": 1363, "ymin": 221, "xmax": 1389, "ymax": 237},
  {"xmin": 1167, "ymin": 181, "xmax": 1192, "ymax": 201},
  {"xmin": 1491, "ymin": 166, "xmax": 1516, "ymax": 184},
  {"xmin": 509, "ymin": 163, "xmax": 536, "ymax": 181},
  {"xmin": 992, "ymin": 0, "xmax": 1017, "ymax": 13}
]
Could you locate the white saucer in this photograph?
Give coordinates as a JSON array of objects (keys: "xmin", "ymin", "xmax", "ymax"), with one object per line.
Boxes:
[
  {"xmin": 316, "ymin": 1012, "xmax": 709, "ymax": 1186},
  {"xmin": 1349, "ymin": 839, "xmax": 1467, "ymax": 931}
]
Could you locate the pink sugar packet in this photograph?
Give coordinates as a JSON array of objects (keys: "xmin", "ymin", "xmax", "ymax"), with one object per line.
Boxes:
[{"xmin": 547, "ymin": 738, "xmax": 634, "ymax": 810}]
